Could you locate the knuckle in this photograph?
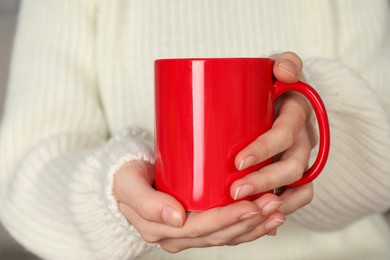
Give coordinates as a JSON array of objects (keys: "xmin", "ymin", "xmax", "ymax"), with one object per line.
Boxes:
[
  {"xmin": 239, "ymin": 200, "xmax": 260, "ymax": 212},
  {"xmin": 241, "ymin": 225, "xmax": 266, "ymax": 241},
  {"xmin": 306, "ymin": 194, "xmax": 314, "ymax": 205},
  {"xmin": 287, "ymin": 158, "xmax": 306, "ymax": 180},
  {"xmin": 306, "ymin": 121, "xmax": 319, "ymax": 148},
  {"xmin": 259, "ymin": 175, "xmax": 275, "ymax": 192},
  {"xmin": 242, "ymin": 218, "xmax": 260, "ymax": 231},
  {"xmin": 279, "ymin": 125, "xmax": 294, "ymax": 147},
  {"xmin": 258, "ymin": 140, "xmax": 272, "ymax": 161},
  {"xmin": 186, "ymin": 227, "xmax": 202, "ymax": 238},
  {"xmin": 254, "ymin": 223, "xmax": 268, "ymax": 235},
  {"xmin": 302, "ymin": 185, "xmax": 314, "ymax": 205},
  {"xmin": 255, "ymin": 135, "xmax": 275, "ymax": 163}
]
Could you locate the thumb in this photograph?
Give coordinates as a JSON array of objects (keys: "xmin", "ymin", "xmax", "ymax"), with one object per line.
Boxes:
[
  {"xmin": 114, "ymin": 161, "xmax": 186, "ymax": 227},
  {"xmin": 271, "ymin": 51, "xmax": 303, "ymax": 83}
]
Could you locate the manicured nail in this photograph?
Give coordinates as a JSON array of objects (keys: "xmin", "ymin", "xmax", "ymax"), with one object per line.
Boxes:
[
  {"xmin": 161, "ymin": 206, "xmax": 183, "ymax": 227},
  {"xmin": 233, "ymin": 184, "xmax": 254, "ymax": 200},
  {"xmin": 238, "ymin": 156, "xmax": 256, "ymax": 170},
  {"xmin": 261, "ymin": 201, "xmax": 282, "ymax": 216},
  {"xmin": 239, "ymin": 211, "xmax": 260, "ymax": 220},
  {"xmin": 278, "ymin": 61, "xmax": 297, "ymax": 77},
  {"xmin": 265, "ymin": 218, "xmax": 285, "ymax": 231}
]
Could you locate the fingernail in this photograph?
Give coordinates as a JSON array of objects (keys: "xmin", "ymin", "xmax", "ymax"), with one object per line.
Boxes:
[
  {"xmin": 239, "ymin": 211, "xmax": 260, "ymax": 220},
  {"xmin": 233, "ymin": 184, "xmax": 254, "ymax": 200},
  {"xmin": 267, "ymin": 229, "xmax": 277, "ymax": 236},
  {"xmin": 265, "ymin": 218, "xmax": 285, "ymax": 231},
  {"xmin": 161, "ymin": 206, "xmax": 183, "ymax": 227},
  {"xmin": 238, "ymin": 156, "xmax": 256, "ymax": 170},
  {"xmin": 278, "ymin": 61, "xmax": 297, "ymax": 77},
  {"xmin": 261, "ymin": 201, "xmax": 282, "ymax": 216}
]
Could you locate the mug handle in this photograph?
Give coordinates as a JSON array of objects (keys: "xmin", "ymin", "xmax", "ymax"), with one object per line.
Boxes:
[{"xmin": 274, "ymin": 81, "xmax": 330, "ymax": 187}]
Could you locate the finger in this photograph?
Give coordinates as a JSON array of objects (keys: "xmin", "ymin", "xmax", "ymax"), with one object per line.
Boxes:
[
  {"xmin": 159, "ymin": 211, "xmax": 269, "ymax": 253},
  {"xmin": 235, "ymin": 92, "xmax": 311, "ymax": 171},
  {"xmin": 172, "ymin": 194, "xmax": 283, "ymax": 239},
  {"xmin": 119, "ymin": 202, "xmax": 186, "ymax": 244},
  {"xmin": 272, "ymin": 51, "xmax": 303, "ymax": 83},
  {"xmin": 141, "ymin": 200, "xmax": 261, "ymax": 242},
  {"xmin": 232, "ymin": 125, "xmax": 312, "ymax": 199},
  {"xmin": 175, "ymin": 200, "xmax": 260, "ymax": 238},
  {"xmin": 267, "ymin": 228, "xmax": 277, "ymax": 236},
  {"xmin": 124, "ymin": 198, "xmax": 273, "ymax": 245},
  {"xmin": 227, "ymin": 212, "xmax": 286, "ymax": 246},
  {"xmin": 160, "ymin": 201, "xmax": 284, "ymax": 253},
  {"xmin": 252, "ymin": 193, "xmax": 282, "ymax": 216},
  {"xmin": 125, "ymin": 195, "xmax": 284, "ymax": 250},
  {"xmin": 118, "ymin": 202, "xmax": 166, "ymax": 243},
  {"xmin": 176, "ymin": 193, "xmax": 283, "ymax": 238},
  {"xmin": 114, "ymin": 161, "xmax": 186, "ymax": 227},
  {"xmin": 278, "ymin": 183, "xmax": 314, "ymax": 215}
]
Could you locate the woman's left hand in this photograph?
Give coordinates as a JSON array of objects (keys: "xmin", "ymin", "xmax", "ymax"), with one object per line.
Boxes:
[{"xmin": 231, "ymin": 52, "xmax": 318, "ymax": 233}]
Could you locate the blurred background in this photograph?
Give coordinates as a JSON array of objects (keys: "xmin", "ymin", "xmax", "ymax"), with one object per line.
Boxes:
[{"xmin": 0, "ymin": 0, "xmax": 38, "ymax": 259}]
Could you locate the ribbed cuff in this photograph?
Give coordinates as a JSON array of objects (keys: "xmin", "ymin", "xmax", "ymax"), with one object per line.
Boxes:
[{"xmin": 69, "ymin": 127, "xmax": 158, "ymax": 259}]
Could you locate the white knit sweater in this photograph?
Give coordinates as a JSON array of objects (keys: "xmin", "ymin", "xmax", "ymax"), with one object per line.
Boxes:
[{"xmin": 1, "ymin": 0, "xmax": 390, "ymax": 259}]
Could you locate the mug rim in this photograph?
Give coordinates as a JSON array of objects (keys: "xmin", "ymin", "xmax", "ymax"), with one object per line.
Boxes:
[{"xmin": 155, "ymin": 57, "xmax": 272, "ymax": 62}]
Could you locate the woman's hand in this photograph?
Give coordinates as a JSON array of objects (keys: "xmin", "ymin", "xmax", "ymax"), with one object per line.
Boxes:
[
  {"xmin": 232, "ymin": 51, "xmax": 317, "ymax": 222},
  {"xmin": 112, "ymin": 51, "xmax": 315, "ymax": 252},
  {"xmin": 113, "ymin": 161, "xmax": 284, "ymax": 253}
]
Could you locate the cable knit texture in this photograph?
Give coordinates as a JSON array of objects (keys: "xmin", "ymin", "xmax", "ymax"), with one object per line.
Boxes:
[{"xmin": 0, "ymin": 0, "xmax": 389, "ymax": 259}]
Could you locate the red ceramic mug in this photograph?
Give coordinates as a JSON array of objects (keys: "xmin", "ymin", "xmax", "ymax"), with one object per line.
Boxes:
[{"xmin": 155, "ymin": 58, "xmax": 330, "ymax": 211}]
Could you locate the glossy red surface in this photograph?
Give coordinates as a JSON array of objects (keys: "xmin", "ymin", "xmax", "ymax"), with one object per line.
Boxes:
[{"xmin": 155, "ymin": 58, "xmax": 330, "ymax": 211}]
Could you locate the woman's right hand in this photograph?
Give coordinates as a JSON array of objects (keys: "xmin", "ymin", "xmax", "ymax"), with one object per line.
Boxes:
[{"xmin": 113, "ymin": 161, "xmax": 285, "ymax": 253}]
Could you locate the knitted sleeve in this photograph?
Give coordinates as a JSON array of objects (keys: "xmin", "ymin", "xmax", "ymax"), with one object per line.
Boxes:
[
  {"xmin": 0, "ymin": 1, "xmax": 155, "ymax": 259},
  {"xmin": 290, "ymin": 1, "xmax": 390, "ymax": 230},
  {"xmin": 289, "ymin": 57, "xmax": 390, "ymax": 230}
]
